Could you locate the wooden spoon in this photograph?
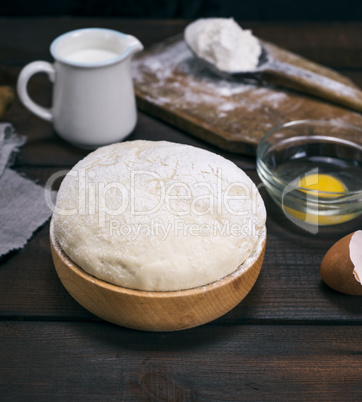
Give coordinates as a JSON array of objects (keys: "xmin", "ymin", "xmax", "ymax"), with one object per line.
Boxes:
[{"xmin": 184, "ymin": 23, "xmax": 362, "ymax": 113}]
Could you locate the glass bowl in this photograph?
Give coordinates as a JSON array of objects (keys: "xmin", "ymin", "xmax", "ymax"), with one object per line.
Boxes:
[{"xmin": 256, "ymin": 120, "xmax": 362, "ymax": 229}]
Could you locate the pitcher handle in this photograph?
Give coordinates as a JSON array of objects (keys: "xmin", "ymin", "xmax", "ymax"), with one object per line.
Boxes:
[{"xmin": 17, "ymin": 61, "xmax": 55, "ymax": 122}]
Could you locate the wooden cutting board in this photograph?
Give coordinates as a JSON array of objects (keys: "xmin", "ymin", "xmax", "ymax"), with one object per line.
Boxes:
[{"xmin": 132, "ymin": 35, "xmax": 362, "ymax": 155}]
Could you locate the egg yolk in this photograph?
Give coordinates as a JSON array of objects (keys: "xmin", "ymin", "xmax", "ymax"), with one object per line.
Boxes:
[
  {"xmin": 298, "ymin": 173, "xmax": 346, "ymax": 196},
  {"xmin": 284, "ymin": 173, "xmax": 353, "ymax": 225}
]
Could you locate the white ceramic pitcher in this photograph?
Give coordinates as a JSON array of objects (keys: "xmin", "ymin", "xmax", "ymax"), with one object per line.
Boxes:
[{"xmin": 17, "ymin": 28, "xmax": 143, "ymax": 149}]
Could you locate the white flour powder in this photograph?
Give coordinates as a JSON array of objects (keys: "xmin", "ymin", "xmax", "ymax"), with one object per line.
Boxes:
[{"xmin": 185, "ymin": 18, "xmax": 262, "ymax": 73}]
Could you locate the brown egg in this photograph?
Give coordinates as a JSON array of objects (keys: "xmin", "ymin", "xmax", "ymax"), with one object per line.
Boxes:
[{"xmin": 320, "ymin": 231, "xmax": 362, "ymax": 295}]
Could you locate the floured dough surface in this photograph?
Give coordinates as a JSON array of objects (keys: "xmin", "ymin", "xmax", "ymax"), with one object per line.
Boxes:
[{"xmin": 53, "ymin": 140, "xmax": 266, "ymax": 291}]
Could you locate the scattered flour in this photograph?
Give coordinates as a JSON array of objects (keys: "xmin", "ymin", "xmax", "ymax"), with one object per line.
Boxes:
[
  {"xmin": 219, "ymin": 102, "xmax": 238, "ymax": 112},
  {"xmin": 132, "ymin": 38, "xmax": 288, "ymax": 111},
  {"xmin": 131, "ymin": 33, "xmax": 362, "ymax": 148},
  {"xmin": 131, "ymin": 36, "xmax": 298, "ymax": 143}
]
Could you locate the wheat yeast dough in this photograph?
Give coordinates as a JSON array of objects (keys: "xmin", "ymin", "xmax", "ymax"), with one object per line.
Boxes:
[{"xmin": 53, "ymin": 141, "xmax": 266, "ymax": 291}]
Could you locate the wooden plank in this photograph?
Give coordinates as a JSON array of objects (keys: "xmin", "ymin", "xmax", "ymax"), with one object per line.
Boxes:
[
  {"xmin": 0, "ymin": 322, "xmax": 361, "ymax": 400},
  {"xmin": 0, "ymin": 18, "xmax": 189, "ymax": 64},
  {"xmin": 250, "ymin": 21, "xmax": 362, "ymax": 70},
  {"xmin": 1, "ymin": 167, "xmax": 361, "ymax": 323},
  {"xmin": 1, "ymin": 19, "xmax": 362, "ymax": 68}
]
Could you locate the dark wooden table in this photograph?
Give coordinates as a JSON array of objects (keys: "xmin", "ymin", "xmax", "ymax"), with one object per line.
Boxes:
[{"xmin": 1, "ymin": 18, "xmax": 361, "ymax": 400}]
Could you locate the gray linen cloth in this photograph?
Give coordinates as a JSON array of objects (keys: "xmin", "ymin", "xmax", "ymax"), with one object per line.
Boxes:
[{"xmin": 0, "ymin": 123, "xmax": 52, "ymax": 257}]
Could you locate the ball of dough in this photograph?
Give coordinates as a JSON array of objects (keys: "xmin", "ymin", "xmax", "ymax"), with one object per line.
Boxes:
[{"xmin": 53, "ymin": 140, "xmax": 266, "ymax": 291}]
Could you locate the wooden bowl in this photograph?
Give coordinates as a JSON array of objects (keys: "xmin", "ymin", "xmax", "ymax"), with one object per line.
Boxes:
[{"xmin": 50, "ymin": 220, "xmax": 266, "ymax": 331}]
